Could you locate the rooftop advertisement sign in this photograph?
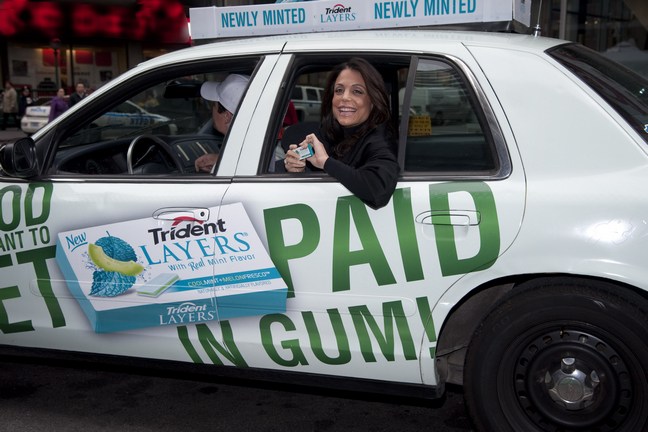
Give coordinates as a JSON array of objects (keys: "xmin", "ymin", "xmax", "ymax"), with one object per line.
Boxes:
[{"xmin": 189, "ymin": 0, "xmax": 532, "ymax": 40}]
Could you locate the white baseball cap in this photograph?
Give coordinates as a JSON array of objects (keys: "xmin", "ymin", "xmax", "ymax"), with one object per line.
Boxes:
[{"xmin": 200, "ymin": 74, "xmax": 250, "ymax": 113}]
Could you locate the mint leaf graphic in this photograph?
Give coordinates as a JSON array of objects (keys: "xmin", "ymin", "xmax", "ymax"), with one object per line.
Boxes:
[
  {"xmin": 90, "ymin": 270, "xmax": 136, "ymax": 297},
  {"xmin": 95, "ymin": 235, "xmax": 137, "ymax": 262}
]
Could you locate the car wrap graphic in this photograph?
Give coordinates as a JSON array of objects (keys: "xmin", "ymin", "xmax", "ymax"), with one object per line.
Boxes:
[
  {"xmin": 0, "ymin": 183, "xmax": 63, "ymax": 332},
  {"xmin": 55, "ymin": 203, "xmax": 288, "ymax": 333},
  {"xmin": 0, "ymin": 182, "xmax": 501, "ymax": 369}
]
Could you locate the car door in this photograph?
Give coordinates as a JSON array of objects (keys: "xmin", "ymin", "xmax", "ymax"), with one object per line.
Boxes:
[
  {"xmin": 0, "ymin": 53, "xmax": 283, "ymax": 361},
  {"xmin": 202, "ymin": 48, "xmax": 525, "ymax": 385}
]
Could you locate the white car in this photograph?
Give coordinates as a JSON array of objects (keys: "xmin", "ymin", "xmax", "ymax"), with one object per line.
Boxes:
[
  {"xmin": 1, "ymin": 29, "xmax": 648, "ymax": 432},
  {"xmin": 87, "ymin": 100, "xmax": 178, "ymax": 139},
  {"xmin": 20, "ymin": 98, "xmax": 53, "ymax": 134},
  {"xmin": 291, "ymin": 85, "xmax": 323, "ymax": 122},
  {"xmin": 20, "ymin": 99, "xmax": 175, "ymax": 136}
]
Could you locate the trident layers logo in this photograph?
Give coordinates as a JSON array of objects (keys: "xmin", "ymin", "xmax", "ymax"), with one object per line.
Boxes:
[
  {"xmin": 160, "ymin": 301, "xmax": 216, "ymax": 325},
  {"xmin": 148, "ymin": 216, "xmax": 227, "ymax": 245},
  {"xmin": 320, "ymin": 3, "xmax": 356, "ymax": 24}
]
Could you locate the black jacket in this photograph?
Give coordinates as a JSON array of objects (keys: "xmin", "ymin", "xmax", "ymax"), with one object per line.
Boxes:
[
  {"xmin": 69, "ymin": 92, "xmax": 85, "ymax": 107},
  {"xmin": 323, "ymin": 123, "xmax": 399, "ymax": 209}
]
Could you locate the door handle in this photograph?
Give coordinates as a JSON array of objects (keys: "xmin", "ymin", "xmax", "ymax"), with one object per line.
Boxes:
[
  {"xmin": 415, "ymin": 210, "xmax": 480, "ymax": 226},
  {"xmin": 152, "ymin": 207, "xmax": 210, "ymax": 222}
]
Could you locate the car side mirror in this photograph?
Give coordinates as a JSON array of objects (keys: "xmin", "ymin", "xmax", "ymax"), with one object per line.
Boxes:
[{"xmin": 0, "ymin": 137, "xmax": 39, "ymax": 178}]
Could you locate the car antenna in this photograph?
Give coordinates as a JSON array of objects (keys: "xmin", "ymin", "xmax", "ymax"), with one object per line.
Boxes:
[{"xmin": 533, "ymin": 0, "xmax": 543, "ymax": 37}]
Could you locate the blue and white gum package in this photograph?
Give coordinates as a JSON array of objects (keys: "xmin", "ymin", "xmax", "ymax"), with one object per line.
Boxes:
[
  {"xmin": 295, "ymin": 143, "xmax": 314, "ymax": 160},
  {"xmin": 55, "ymin": 203, "xmax": 287, "ymax": 333}
]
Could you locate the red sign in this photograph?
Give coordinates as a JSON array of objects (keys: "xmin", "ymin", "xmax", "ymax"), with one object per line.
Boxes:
[{"xmin": 0, "ymin": 0, "xmax": 190, "ymax": 44}]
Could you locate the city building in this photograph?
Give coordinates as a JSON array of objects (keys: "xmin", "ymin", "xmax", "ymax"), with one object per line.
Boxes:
[
  {"xmin": 0, "ymin": 0, "xmax": 192, "ymax": 97},
  {"xmin": 0, "ymin": 0, "xmax": 646, "ymax": 99},
  {"xmin": 541, "ymin": 0, "xmax": 648, "ymax": 75}
]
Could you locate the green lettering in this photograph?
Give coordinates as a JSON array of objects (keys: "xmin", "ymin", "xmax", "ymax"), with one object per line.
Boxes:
[
  {"xmin": 264, "ymin": 204, "xmax": 320, "ymax": 298},
  {"xmin": 430, "ymin": 182, "xmax": 500, "ymax": 276},
  {"xmin": 0, "ymin": 185, "xmax": 21, "ymax": 232},
  {"xmin": 0, "ymin": 253, "xmax": 34, "ymax": 333},
  {"xmin": 0, "ymin": 231, "xmax": 24, "ymax": 252},
  {"xmin": 393, "ymin": 188, "xmax": 424, "ymax": 281},
  {"xmin": 302, "ymin": 309, "xmax": 351, "ymax": 365},
  {"xmin": 260, "ymin": 314, "xmax": 308, "ymax": 367},
  {"xmin": 332, "ymin": 197, "xmax": 396, "ymax": 292},
  {"xmin": 0, "ymin": 286, "xmax": 34, "ymax": 333},
  {"xmin": 16, "ymin": 246, "xmax": 65, "ymax": 328},
  {"xmin": 349, "ymin": 301, "xmax": 417, "ymax": 363},
  {"xmin": 24, "ymin": 183, "xmax": 53, "ymax": 226},
  {"xmin": 177, "ymin": 325, "xmax": 204, "ymax": 363},
  {"xmin": 195, "ymin": 322, "xmax": 248, "ymax": 366}
]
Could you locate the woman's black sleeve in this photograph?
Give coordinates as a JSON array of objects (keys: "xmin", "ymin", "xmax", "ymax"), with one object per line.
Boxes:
[{"xmin": 324, "ymin": 132, "xmax": 399, "ymax": 209}]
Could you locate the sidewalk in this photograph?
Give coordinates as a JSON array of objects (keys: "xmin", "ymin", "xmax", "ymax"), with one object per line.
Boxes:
[{"xmin": 0, "ymin": 129, "xmax": 27, "ymax": 145}]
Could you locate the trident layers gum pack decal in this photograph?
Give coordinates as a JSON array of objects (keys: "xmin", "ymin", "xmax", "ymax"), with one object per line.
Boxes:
[{"xmin": 55, "ymin": 203, "xmax": 287, "ymax": 333}]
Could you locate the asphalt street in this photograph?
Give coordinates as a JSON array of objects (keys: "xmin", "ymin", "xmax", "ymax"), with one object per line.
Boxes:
[
  {"xmin": 0, "ymin": 129, "xmax": 26, "ymax": 145},
  {"xmin": 0, "ymin": 358, "xmax": 474, "ymax": 432}
]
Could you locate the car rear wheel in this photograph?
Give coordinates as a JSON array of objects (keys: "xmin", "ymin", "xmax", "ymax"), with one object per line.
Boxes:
[{"xmin": 464, "ymin": 277, "xmax": 648, "ymax": 432}]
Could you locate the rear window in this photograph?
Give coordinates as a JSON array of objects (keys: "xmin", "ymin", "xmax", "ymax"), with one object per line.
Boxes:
[
  {"xmin": 400, "ymin": 57, "xmax": 497, "ymax": 173},
  {"xmin": 548, "ymin": 43, "xmax": 648, "ymax": 145},
  {"xmin": 305, "ymin": 88, "xmax": 319, "ymax": 102}
]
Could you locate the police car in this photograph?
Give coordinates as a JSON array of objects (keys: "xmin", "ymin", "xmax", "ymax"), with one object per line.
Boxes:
[
  {"xmin": 20, "ymin": 99, "xmax": 176, "ymax": 136},
  {"xmin": 1, "ymin": 6, "xmax": 648, "ymax": 432},
  {"xmin": 19, "ymin": 98, "xmax": 54, "ymax": 134}
]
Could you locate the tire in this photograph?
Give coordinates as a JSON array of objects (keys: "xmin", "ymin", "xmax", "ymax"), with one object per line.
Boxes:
[{"xmin": 464, "ymin": 277, "xmax": 648, "ymax": 432}]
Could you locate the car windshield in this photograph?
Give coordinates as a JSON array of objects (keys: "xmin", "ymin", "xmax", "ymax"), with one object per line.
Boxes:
[{"xmin": 548, "ymin": 43, "xmax": 648, "ymax": 145}]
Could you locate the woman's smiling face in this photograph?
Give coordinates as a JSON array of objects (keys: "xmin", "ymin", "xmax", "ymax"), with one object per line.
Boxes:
[{"xmin": 332, "ymin": 68, "xmax": 372, "ymax": 127}]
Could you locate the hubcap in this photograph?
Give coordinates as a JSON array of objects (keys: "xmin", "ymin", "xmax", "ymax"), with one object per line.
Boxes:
[
  {"xmin": 512, "ymin": 329, "xmax": 633, "ymax": 431},
  {"xmin": 544, "ymin": 357, "xmax": 600, "ymax": 410}
]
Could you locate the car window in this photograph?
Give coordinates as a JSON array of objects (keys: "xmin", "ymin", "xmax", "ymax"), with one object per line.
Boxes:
[
  {"xmin": 60, "ymin": 80, "xmax": 210, "ymax": 148},
  {"xmin": 262, "ymin": 55, "xmax": 410, "ymax": 174},
  {"xmin": 548, "ymin": 43, "xmax": 648, "ymax": 145},
  {"xmin": 401, "ymin": 58, "xmax": 496, "ymax": 173},
  {"xmin": 305, "ymin": 88, "xmax": 319, "ymax": 102},
  {"xmin": 113, "ymin": 102, "xmax": 140, "ymax": 114},
  {"xmin": 265, "ymin": 55, "xmax": 497, "ymax": 176},
  {"xmin": 51, "ymin": 58, "xmax": 261, "ymax": 176}
]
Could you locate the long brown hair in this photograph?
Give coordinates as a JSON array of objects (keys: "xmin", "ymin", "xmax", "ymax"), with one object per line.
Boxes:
[{"xmin": 320, "ymin": 58, "xmax": 391, "ymax": 158}]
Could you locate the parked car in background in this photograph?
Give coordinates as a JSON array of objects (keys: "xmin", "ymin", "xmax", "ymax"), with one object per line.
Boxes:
[
  {"xmin": 21, "ymin": 99, "xmax": 176, "ymax": 137},
  {"xmin": 291, "ymin": 85, "xmax": 323, "ymax": 122},
  {"xmin": 20, "ymin": 97, "xmax": 54, "ymax": 134},
  {"xmin": 87, "ymin": 100, "xmax": 178, "ymax": 139}
]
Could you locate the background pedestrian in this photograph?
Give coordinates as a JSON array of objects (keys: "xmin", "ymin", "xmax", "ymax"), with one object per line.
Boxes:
[
  {"xmin": 49, "ymin": 88, "xmax": 68, "ymax": 121},
  {"xmin": 2, "ymin": 81, "xmax": 19, "ymax": 130}
]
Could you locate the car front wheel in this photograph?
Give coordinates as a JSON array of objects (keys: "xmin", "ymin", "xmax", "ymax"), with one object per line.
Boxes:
[{"xmin": 464, "ymin": 277, "xmax": 648, "ymax": 432}]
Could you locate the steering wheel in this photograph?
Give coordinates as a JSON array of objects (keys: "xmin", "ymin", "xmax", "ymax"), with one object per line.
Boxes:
[{"xmin": 126, "ymin": 134, "xmax": 184, "ymax": 174}]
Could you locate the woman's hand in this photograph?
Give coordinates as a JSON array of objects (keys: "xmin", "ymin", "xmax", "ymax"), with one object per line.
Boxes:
[
  {"xmin": 283, "ymin": 134, "xmax": 329, "ymax": 172},
  {"xmin": 284, "ymin": 145, "xmax": 306, "ymax": 173},
  {"xmin": 304, "ymin": 133, "xmax": 328, "ymax": 169}
]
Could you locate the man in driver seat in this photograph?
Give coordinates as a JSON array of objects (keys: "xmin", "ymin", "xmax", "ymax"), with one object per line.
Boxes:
[{"xmin": 194, "ymin": 74, "xmax": 250, "ymax": 173}]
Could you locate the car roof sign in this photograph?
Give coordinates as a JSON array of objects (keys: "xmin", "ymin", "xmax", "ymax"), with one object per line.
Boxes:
[{"xmin": 189, "ymin": 0, "xmax": 532, "ymax": 40}]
